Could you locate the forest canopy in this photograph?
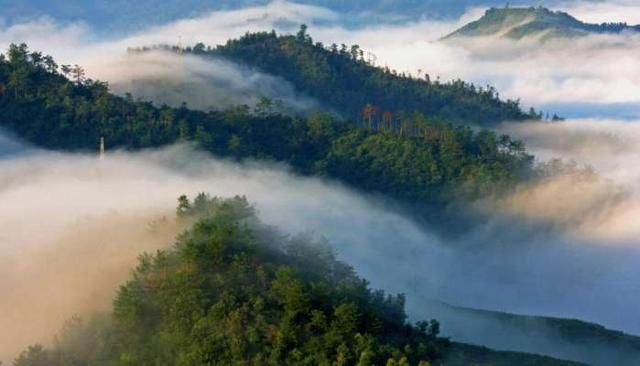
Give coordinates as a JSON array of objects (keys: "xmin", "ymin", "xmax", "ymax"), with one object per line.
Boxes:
[
  {"xmin": 139, "ymin": 27, "xmax": 540, "ymax": 126},
  {"xmin": 0, "ymin": 43, "xmax": 534, "ymax": 220},
  {"xmin": 13, "ymin": 195, "xmax": 447, "ymax": 366},
  {"xmin": 12, "ymin": 195, "xmax": 582, "ymax": 366}
]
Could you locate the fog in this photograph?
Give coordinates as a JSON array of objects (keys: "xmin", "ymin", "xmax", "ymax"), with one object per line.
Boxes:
[
  {"xmin": 98, "ymin": 50, "xmax": 318, "ymax": 112},
  {"xmin": 496, "ymin": 119, "xmax": 640, "ymax": 241},
  {"xmin": 2, "ymin": 1, "xmax": 640, "ymax": 364},
  {"xmin": 2, "ymin": 1, "xmax": 640, "ymax": 118},
  {"xmin": 559, "ymin": 0, "xmax": 640, "ymax": 25},
  {"xmin": 2, "ymin": 123, "xmax": 640, "ymax": 364},
  {"xmin": 0, "ymin": 137, "xmax": 440, "ymax": 361},
  {"xmin": 0, "ymin": 2, "xmax": 329, "ymax": 113}
]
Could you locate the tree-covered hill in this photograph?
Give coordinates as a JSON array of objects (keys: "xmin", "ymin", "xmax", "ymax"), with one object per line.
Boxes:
[
  {"xmin": 12, "ymin": 195, "xmax": 582, "ymax": 366},
  {"xmin": 428, "ymin": 301, "xmax": 640, "ymax": 365},
  {"xmin": 445, "ymin": 6, "xmax": 640, "ymax": 41},
  {"xmin": 0, "ymin": 44, "xmax": 533, "ymax": 215},
  {"xmin": 171, "ymin": 28, "xmax": 536, "ymax": 126}
]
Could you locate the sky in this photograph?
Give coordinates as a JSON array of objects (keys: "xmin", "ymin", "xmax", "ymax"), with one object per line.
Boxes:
[
  {"xmin": 1, "ymin": 0, "xmax": 640, "ymax": 118},
  {"xmin": 0, "ymin": 0, "xmax": 548, "ymax": 34}
]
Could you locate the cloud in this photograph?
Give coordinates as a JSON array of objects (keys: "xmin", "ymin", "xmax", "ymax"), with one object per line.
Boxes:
[
  {"xmin": 2, "ymin": 129, "xmax": 640, "ymax": 364},
  {"xmin": 0, "ymin": 0, "xmax": 337, "ymax": 63},
  {"xmin": 96, "ymin": 50, "xmax": 318, "ymax": 112},
  {"xmin": 357, "ymin": 29, "xmax": 640, "ymax": 112},
  {"xmin": 2, "ymin": 1, "xmax": 639, "ymax": 118},
  {"xmin": 558, "ymin": 0, "xmax": 640, "ymax": 25},
  {"xmin": 3, "ymin": 2, "xmax": 640, "ymax": 363},
  {"xmin": 0, "ymin": 137, "xmax": 441, "ymax": 362},
  {"xmin": 0, "ymin": 2, "xmax": 334, "ymax": 112},
  {"xmin": 492, "ymin": 118, "xmax": 640, "ymax": 242}
]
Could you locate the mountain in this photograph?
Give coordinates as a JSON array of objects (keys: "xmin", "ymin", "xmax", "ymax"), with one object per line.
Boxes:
[
  {"xmin": 429, "ymin": 301, "xmax": 640, "ymax": 365},
  {"xmin": 11, "ymin": 195, "xmax": 581, "ymax": 366},
  {"xmin": 169, "ymin": 29, "xmax": 536, "ymax": 125},
  {"xmin": 445, "ymin": 6, "xmax": 640, "ymax": 41},
  {"xmin": 0, "ymin": 42, "xmax": 635, "ymax": 366},
  {"xmin": 0, "ymin": 43, "xmax": 534, "ymax": 221}
]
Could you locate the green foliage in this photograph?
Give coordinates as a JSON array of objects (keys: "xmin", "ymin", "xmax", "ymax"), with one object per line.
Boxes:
[
  {"xmin": 12, "ymin": 315, "xmax": 117, "ymax": 366},
  {"xmin": 187, "ymin": 29, "xmax": 533, "ymax": 125},
  {"xmin": 16, "ymin": 196, "xmax": 448, "ymax": 366},
  {"xmin": 0, "ymin": 44, "xmax": 533, "ymax": 214}
]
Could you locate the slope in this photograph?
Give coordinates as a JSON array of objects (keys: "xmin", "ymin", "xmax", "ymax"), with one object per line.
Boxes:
[
  {"xmin": 12, "ymin": 195, "xmax": 582, "ymax": 366},
  {"xmin": 179, "ymin": 29, "xmax": 536, "ymax": 125},
  {"xmin": 429, "ymin": 301, "xmax": 640, "ymax": 365},
  {"xmin": 0, "ymin": 43, "xmax": 534, "ymax": 216},
  {"xmin": 445, "ymin": 6, "xmax": 640, "ymax": 41}
]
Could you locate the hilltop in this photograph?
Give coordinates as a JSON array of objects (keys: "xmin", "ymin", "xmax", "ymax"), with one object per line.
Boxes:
[
  {"xmin": 445, "ymin": 6, "xmax": 640, "ymax": 41},
  {"xmin": 161, "ymin": 28, "xmax": 536, "ymax": 126},
  {"xmin": 12, "ymin": 195, "xmax": 581, "ymax": 366}
]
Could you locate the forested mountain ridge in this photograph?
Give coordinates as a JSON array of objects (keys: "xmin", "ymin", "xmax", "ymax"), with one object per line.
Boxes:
[
  {"xmin": 12, "ymin": 195, "xmax": 583, "ymax": 366},
  {"xmin": 445, "ymin": 6, "xmax": 640, "ymax": 41},
  {"xmin": 430, "ymin": 301, "xmax": 640, "ymax": 365},
  {"xmin": 0, "ymin": 43, "xmax": 534, "ymax": 216},
  {"xmin": 163, "ymin": 28, "xmax": 537, "ymax": 126}
]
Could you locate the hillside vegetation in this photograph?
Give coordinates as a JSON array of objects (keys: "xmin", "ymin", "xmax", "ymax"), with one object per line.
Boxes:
[
  {"xmin": 0, "ymin": 43, "xmax": 533, "ymax": 214},
  {"xmin": 167, "ymin": 28, "xmax": 536, "ymax": 125},
  {"xmin": 13, "ymin": 195, "xmax": 582, "ymax": 366}
]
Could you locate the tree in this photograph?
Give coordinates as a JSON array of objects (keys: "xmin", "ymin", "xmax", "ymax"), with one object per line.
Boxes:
[
  {"xmin": 176, "ymin": 195, "xmax": 191, "ymax": 217},
  {"xmin": 254, "ymin": 96, "xmax": 274, "ymax": 117},
  {"xmin": 13, "ymin": 345, "xmax": 51, "ymax": 366},
  {"xmin": 70, "ymin": 64, "xmax": 85, "ymax": 85},
  {"xmin": 60, "ymin": 64, "xmax": 71, "ymax": 78},
  {"xmin": 28, "ymin": 195, "xmax": 446, "ymax": 365},
  {"xmin": 297, "ymin": 24, "xmax": 311, "ymax": 43},
  {"xmin": 0, "ymin": 44, "xmax": 535, "ymax": 229},
  {"xmin": 7, "ymin": 43, "xmax": 28, "ymax": 64},
  {"xmin": 193, "ymin": 42, "xmax": 206, "ymax": 54}
]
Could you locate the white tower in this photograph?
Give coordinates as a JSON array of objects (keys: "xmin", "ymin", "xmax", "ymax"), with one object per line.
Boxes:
[{"xmin": 99, "ymin": 137, "xmax": 105, "ymax": 159}]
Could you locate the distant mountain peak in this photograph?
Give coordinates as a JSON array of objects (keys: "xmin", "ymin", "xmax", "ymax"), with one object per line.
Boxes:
[{"xmin": 445, "ymin": 6, "xmax": 640, "ymax": 41}]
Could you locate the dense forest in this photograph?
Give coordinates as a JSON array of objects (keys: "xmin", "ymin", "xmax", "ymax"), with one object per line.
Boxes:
[
  {"xmin": 0, "ymin": 43, "xmax": 534, "ymax": 216},
  {"xmin": 165, "ymin": 27, "xmax": 538, "ymax": 125},
  {"xmin": 12, "ymin": 195, "xmax": 582, "ymax": 366}
]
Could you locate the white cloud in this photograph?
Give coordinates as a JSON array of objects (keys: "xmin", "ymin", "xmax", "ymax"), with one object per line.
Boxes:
[
  {"xmin": 558, "ymin": 0, "xmax": 640, "ymax": 25},
  {"xmin": 0, "ymin": 2, "xmax": 335, "ymax": 111},
  {"xmin": 2, "ymin": 135, "xmax": 640, "ymax": 364},
  {"xmin": 96, "ymin": 50, "xmax": 318, "ymax": 111},
  {"xmin": 2, "ymin": 1, "xmax": 639, "ymax": 116}
]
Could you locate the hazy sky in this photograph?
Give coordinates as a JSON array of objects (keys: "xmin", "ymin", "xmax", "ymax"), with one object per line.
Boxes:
[
  {"xmin": 2, "ymin": 0, "xmax": 640, "ymax": 119},
  {"xmin": 0, "ymin": 0, "xmax": 561, "ymax": 33}
]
